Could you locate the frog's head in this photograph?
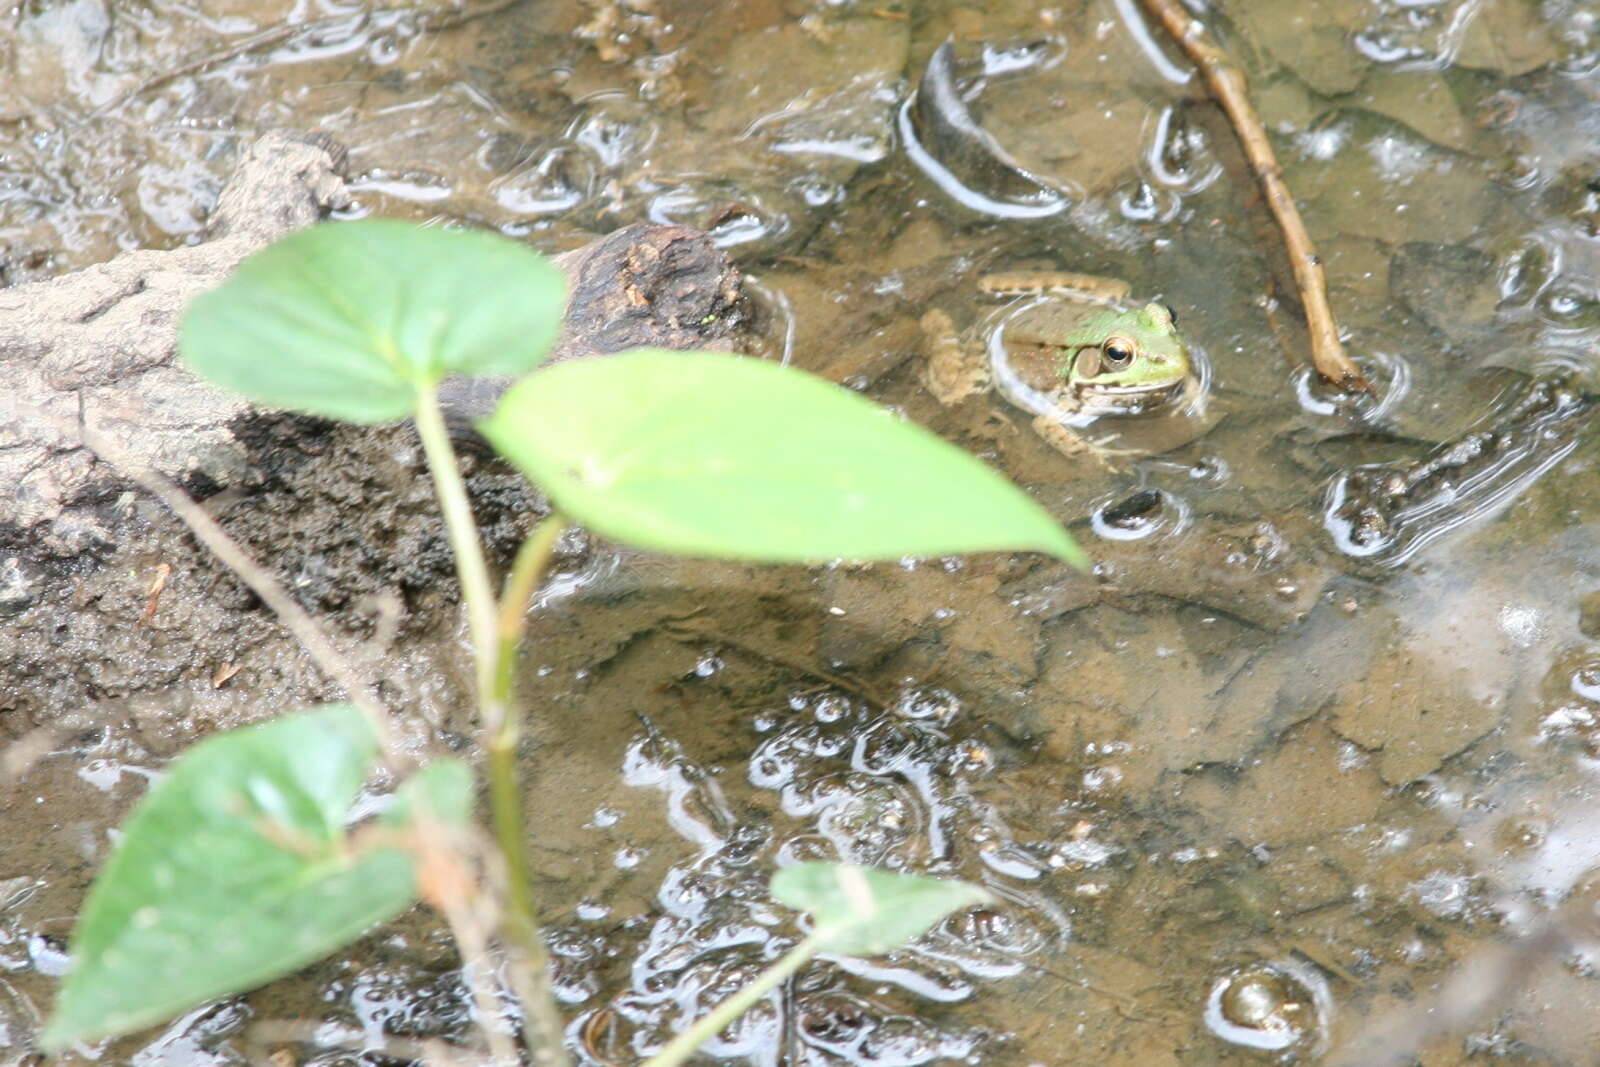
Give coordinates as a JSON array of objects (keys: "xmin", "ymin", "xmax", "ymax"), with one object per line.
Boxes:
[{"xmin": 1059, "ymin": 303, "xmax": 1192, "ymax": 415}]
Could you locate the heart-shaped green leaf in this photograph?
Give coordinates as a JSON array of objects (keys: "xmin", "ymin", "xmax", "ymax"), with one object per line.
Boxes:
[
  {"xmin": 481, "ymin": 350, "xmax": 1084, "ymax": 564},
  {"xmin": 181, "ymin": 220, "xmax": 566, "ymax": 422},
  {"xmin": 43, "ymin": 706, "xmax": 473, "ymax": 1050},
  {"xmin": 771, "ymin": 863, "xmax": 991, "ymax": 956}
]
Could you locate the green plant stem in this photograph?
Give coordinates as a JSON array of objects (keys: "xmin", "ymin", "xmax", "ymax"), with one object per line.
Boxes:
[
  {"xmin": 494, "ymin": 848, "xmax": 570, "ymax": 1067},
  {"xmin": 642, "ymin": 933, "xmax": 826, "ymax": 1067},
  {"xmin": 412, "ymin": 384, "xmax": 501, "ymax": 721},
  {"xmin": 413, "ymin": 386, "xmax": 570, "ymax": 1065},
  {"xmin": 485, "ymin": 516, "xmax": 572, "ymax": 1064},
  {"xmin": 495, "ymin": 514, "xmax": 568, "ymax": 703},
  {"xmin": 486, "ymin": 514, "xmax": 566, "ymax": 949}
]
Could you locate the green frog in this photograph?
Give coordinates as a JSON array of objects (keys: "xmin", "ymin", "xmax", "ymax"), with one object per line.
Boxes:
[{"xmin": 920, "ymin": 272, "xmax": 1198, "ymax": 466}]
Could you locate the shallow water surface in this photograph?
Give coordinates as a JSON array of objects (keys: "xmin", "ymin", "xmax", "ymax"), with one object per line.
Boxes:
[{"xmin": 6, "ymin": 0, "xmax": 1600, "ymax": 1062}]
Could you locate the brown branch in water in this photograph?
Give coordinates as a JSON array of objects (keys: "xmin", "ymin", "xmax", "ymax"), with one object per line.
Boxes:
[
  {"xmin": 1136, "ymin": 0, "xmax": 1372, "ymax": 394},
  {"xmin": 1327, "ymin": 868, "xmax": 1600, "ymax": 1065}
]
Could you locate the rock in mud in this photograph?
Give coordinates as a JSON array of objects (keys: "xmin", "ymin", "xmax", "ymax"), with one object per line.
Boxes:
[{"xmin": 0, "ymin": 131, "xmax": 351, "ymax": 555}]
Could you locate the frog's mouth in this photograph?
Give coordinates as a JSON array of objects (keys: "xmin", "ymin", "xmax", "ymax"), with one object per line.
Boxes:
[{"xmin": 1071, "ymin": 377, "xmax": 1188, "ymax": 416}]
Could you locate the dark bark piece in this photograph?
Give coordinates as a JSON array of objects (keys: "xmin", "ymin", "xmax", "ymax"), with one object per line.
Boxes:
[
  {"xmin": 554, "ymin": 222, "xmax": 743, "ymax": 364},
  {"xmin": 434, "ymin": 223, "xmax": 746, "ymax": 430}
]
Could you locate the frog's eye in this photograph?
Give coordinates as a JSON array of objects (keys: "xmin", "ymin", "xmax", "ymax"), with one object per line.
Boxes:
[{"xmin": 1101, "ymin": 337, "xmax": 1138, "ymax": 368}]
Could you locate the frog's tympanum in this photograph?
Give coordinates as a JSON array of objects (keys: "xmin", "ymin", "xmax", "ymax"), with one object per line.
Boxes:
[{"xmin": 921, "ymin": 273, "xmax": 1197, "ymax": 465}]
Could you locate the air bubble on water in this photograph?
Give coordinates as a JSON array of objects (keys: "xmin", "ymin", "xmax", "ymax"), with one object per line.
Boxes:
[
  {"xmin": 1408, "ymin": 870, "xmax": 1475, "ymax": 919},
  {"xmin": 490, "ymin": 144, "xmax": 596, "ymax": 216},
  {"xmin": 75, "ymin": 758, "xmax": 125, "ymax": 792},
  {"xmin": 893, "ymin": 687, "xmax": 962, "ymax": 727},
  {"xmin": 1081, "ymin": 766, "xmax": 1123, "ymax": 792},
  {"xmin": 814, "ymin": 695, "xmax": 851, "ymax": 724},
  {"xmin": 1203, "ymin": 959, "xmax": 1329, "ymax": 1054},
  {"xmin": 1498, "ymin": 605, "xmax": 1545, "ymax": 647},
  {"xmin": 1051, "ymin": 835, "xmax": 1120, "ymax": 868},
  {"xmin": 1572, "ymin": 667, "xmax": 1600, "ymax": 703},
  {"xmin": 1296, "ymin": 121, "xmax": 1351, "ymax": 162},
  {"xmin": 567, "ymin": 95, "xmax": 658, "ymax": 169}
]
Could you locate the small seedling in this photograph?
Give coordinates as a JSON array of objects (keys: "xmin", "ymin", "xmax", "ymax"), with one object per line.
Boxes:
[{"xmin": 44, "ymin": 219, "xmax": 1081, "ymax": 1059}]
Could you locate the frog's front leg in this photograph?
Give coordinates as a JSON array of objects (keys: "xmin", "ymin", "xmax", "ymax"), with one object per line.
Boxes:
[
  {"xmin": 919, "ymin": 308, "xmax": 989, "ymax": 406},
  {"xmin": 1029, "ymin": 415, "xmax": 1139, "ymax": 471}
]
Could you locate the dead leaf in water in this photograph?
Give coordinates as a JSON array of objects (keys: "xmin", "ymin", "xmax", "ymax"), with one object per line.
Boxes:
[
  {"xmin": 1328, "ymin": 642, "xmax": 1503, "ymax": 786},
  {"xmin": 1228, "ymin": 0, "xmax": 1370, "ymax": 95},
  {"xmin": 1181, "ymin": 721, "xmax": 1386, "ymax": 847},
  {"xmin": 1454, "ymin": 0, "xmax": 1564, "ymax": 76}
]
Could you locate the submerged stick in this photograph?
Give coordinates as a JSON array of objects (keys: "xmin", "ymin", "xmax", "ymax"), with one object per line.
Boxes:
[
  {"xmin": 1327, "ymin": 865, "xmax": 1600, "ymax": 1065},
  {"xmin": 1136, "ymin": 0, "xmax": 1372, "ymax": 393}
]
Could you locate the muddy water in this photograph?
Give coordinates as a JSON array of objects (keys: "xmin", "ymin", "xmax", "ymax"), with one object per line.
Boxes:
[{"xmin": 6, "ymin": 0, "xmax": 1600, "ymax": 1063}]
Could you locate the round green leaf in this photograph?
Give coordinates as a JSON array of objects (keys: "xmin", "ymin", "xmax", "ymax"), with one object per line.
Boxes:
[
  {"xmin": 43, "ymin": 706, "xmax": 473, "ymax": 1050},
  {"xmin": 480, "ymin": 351, "xmax": 1084, "ymax": 564},
  {"xmin": 771, "ymin": 863, "xmax": 992, "ymax": 956},
  {"xmin": 181, "ymin": 219, "xmax": 566, "ymax": 422}
]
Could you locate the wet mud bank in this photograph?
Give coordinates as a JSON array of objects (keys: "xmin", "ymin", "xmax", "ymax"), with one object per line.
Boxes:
[{"xmin": 1, "ymin": 132, "xmax": 743, "ymax": 753}]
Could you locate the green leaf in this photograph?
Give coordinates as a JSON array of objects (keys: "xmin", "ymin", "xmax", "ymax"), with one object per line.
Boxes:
[
  {"xmin": 385, "ymin": 757, "xmax": 474, "ymax": 829},
  {"xmin": 43, "ymin": 707, "xmax": 473, "ymax": 1050},
  {"xmin": 480, "ymin": 351, "xmax": 1084, "ymax": 564},
  {"xmin": 181, "ymin": 219, "xmax": 566, "ymax": 422},
  {"xmin": 770, "ymin": 863, "xmax": 992, "ymax": 956}
]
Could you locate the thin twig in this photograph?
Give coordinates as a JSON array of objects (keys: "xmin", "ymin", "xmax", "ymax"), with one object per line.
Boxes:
[
  {"xmin": 482, "ymin": 835, "xmax": 573, "ymax": 1067},
  {"xmin": 422, "ymin": 838, "xmax": 525, "ymax": 1067},
  {"xmin": 413, "ymin": 384, "xmax": 501, "ymax": 726},
  {"xmin": 20, "ymin": 397, "xmax": 544, "ymax": 1064},
  {"xmin": 18, "ymin": 398, "xmax": 402, "ymax": 762},
  {"xmin": 1136, "ymin": 0, "xmax": 1372, "ymax": 393},
  {"xmin": 495, "ymin": 514, "xmax": 569, "ymax": 699},
  {"xmin": 489, "ymin": 513, "xmax": 576, "ymax": 1067},
  {"xmin": 659, "ymin": 617, "xmax": 891, "ymax": 710}
]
